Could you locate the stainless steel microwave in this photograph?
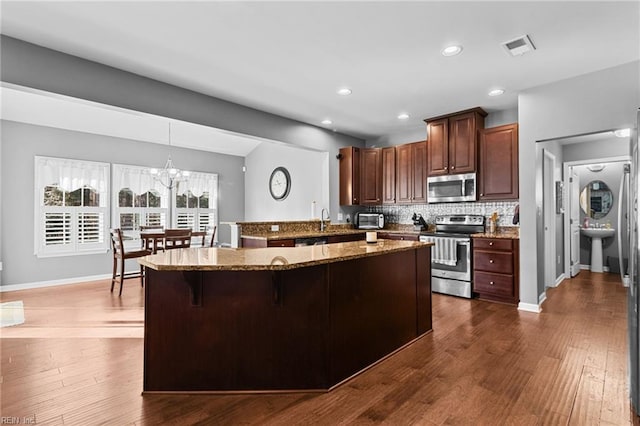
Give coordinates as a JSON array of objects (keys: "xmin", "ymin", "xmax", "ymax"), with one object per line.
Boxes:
[
  {"xmin": 427, "ymin": 173, "xmax": 477, "ymax": 203},
  {"xmin": 354, "ymin": 213, "xmax": 385, "ymax": 229}
]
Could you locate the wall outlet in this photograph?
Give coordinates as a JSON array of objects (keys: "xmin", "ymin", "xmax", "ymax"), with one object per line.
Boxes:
[
  {"xmin": 337, "ymin": 213, "xmax": 344, "ymax": 221},
  {"xmin": 0, "ymin": 261, "xmax": 3, "ymax": 271},
  {"xmin": 271, "ymin": 225, "xmax": 279, "ymax": 232}
]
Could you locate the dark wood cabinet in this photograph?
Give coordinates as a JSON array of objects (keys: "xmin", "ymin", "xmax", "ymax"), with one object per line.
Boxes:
[
  {"xmin": 478, "ymin": 123, "xmax": 519, "ymax": 200},
  {"xmin": 394, "ymin": 141, "xmax": 427, "ymax": 204},
  {"xmin": 377, "ymin": 232, "xmax": 419, "ymax": 241},
  {"xmin": 382, "ymin": 147, "xmax": 396, "ymax": 204},
  {"xmin": 424, "ymin": 108, "xmax": 487, "ymax": 177},
  {"xmin": 241, "ymin": 238, "xmax": 296, "ymax": 248},
  {"xmin": 360, "ymin": 148, "xmax": 382, "ymax": 205},
  {"xmin": 339, "ymin": 147, "xmax": 360, "ymax": 206},
  {"xmin": 473, "ymin": 237, "xmax": 519, "ymax": 305},
  {"xmin": 326, "ymin": 233, "xmax": 365, "ymax": 244}
]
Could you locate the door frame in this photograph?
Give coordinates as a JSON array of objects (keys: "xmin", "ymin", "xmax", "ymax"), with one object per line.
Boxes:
[
  {"xmin": 562, "ymin": 155, "xmax": 630, "ymax": 278},
  {"xmin": 543, "ymin": 150, "xmax": 557, "ymax": 288}
]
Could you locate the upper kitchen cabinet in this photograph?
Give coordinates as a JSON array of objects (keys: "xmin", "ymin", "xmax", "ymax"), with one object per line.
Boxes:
[
  {"xmin": 339, "ymin": 146, "xmax": 360, "ymax": 206},
  {"xmin": 478, "ymin": 123, "xmax": 519, "ymax": 200},
  {"xmin": 396, "ymin": 141, "xmax": 427, "ymax": 204},
  {"xmin": 360, "ymin": 148, "xmax": 383, "ymax": 205},
  {"xmin": 382, "ymin": 147, "xmax": 396, "ymax": 204},
  {"xmin": 424, "ymin": 107, "xmax": 487, "ymax": 177}
]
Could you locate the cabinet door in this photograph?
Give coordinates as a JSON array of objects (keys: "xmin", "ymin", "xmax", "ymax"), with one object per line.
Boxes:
[
  {"xmin": 339, "ymin": 147, "xmax": 360, "ymax": 205},
  {"xmin": 448, "ymin": 112, "xmax": 477, "ymax": 174},
  {"xmin": 382, "ymin": 147, "xmax": 396, "ymax": 204},
  {"xmin": 395, "ymin": 144, "xmax": 413, "ymax": 203},
  {"xmin": 411, "ymin": 141, "xmax": 427, "ymax": 203},
  {"xmin": 426, "ymin": 119, "xmax": 448, "ymax": 176},
  {"xmin": 479, "ymin": 123, "xmax": 519, "ymax": 200},
  {"xmin": 360, "ymin": 148, "xmax": 382, "ymax": 205}
]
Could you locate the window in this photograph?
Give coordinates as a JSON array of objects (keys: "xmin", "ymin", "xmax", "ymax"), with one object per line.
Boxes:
[
  {"xmin": 35, "ymin": 156, "xmax": 110, "ymax": 257},
  {"xmin": 175, "ymin": 172, "xmax": 218, "ymax": 235},
  {"xmin": 112, "ymin": 164, "xmax": 169, "ymax": 242}
]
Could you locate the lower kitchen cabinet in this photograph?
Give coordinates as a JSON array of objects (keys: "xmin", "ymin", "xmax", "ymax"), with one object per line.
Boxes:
[
  {"xmin": 378, "ymin": 232, "xmax": 419, "ymax": 241},
  {"xmin": 473, "ymin": 237, "xmax": 519, "ymax": 305},
  {"xmin": 326, "ymin": 233, "xmax": 365, "ymax": 243}
]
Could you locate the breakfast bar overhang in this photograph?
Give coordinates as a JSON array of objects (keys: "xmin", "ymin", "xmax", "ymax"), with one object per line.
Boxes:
[{"xmin": 138, "ymin": 240, "xmax": 433, "ymax": 393}]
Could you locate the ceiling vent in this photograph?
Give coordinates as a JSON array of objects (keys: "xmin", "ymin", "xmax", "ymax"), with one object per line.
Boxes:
[{"xmin": 501, "ymin": 35, "xmax": 536, "ymax": 56}]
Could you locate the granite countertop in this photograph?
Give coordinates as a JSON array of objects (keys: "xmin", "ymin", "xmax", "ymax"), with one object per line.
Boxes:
[
  {"xmin": 241, "ymin": 224, "xmax": 423, "ymax": 241},
  {"xmin": 471, "ymin": 227, "xmax": 520, "ymax": 239},
  {"xmin": 138, "ymin": 239, "xmax": 433, "ymax": 271}
]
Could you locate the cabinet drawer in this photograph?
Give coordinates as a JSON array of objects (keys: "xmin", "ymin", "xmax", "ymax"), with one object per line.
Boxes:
[
  {"xmin": 474, "ymin": 251, "xmax": 513, "ymax": 274},
  {"xmin": 267, "ymin": 239, "xmax": 296, "ymax": 247},
  {"xmin": 474, "ymin": 271, "xmax": 514, "ymax": 297},
  {"xmin": 473, "ymin": 238, "xmax": 513, "ymax": 251}
]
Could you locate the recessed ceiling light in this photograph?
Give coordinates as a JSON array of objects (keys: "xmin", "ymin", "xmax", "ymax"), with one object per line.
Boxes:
[
  {"xmin": 321, "ymin": 119, "xmax": 333, "ymax": 125},
  {"xmin": 337, "ymin": 87, "xmax": 352, "ymax": 96},
  {"xmin": 441, "ymin": 45, "xmax": 463, "ymax": 57},
  {"xmin": 614, "ymin": 128, "xmax": 631, "ymax": 138},
  {"xmin": 397, "ymin": 113, "xmax": 410, "ymax": 120},
  {"xmin": 488, "ymin": 88, "xmax": 505, "ymax": 97}
]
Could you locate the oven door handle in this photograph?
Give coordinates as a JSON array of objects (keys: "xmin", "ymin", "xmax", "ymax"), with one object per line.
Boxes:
[{"xmin": 456, "ymin": 240, "xmax": 470, "ymax": 246}]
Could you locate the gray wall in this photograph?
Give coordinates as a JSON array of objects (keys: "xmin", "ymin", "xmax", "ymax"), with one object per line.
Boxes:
[
  {"xmin": 1, "ymin": 120, "xmax": 245, "ymax": 286},
  {"xmin": 0, "ymin": 36, "xmax": 365, "ymax": 287},
  {"xmin": 519, "ymin": 60, "xmax": 639, "ymax": 308},
  {"xmin": 245, "ymin": 143, "xmax": 329, "ymax": 221}
]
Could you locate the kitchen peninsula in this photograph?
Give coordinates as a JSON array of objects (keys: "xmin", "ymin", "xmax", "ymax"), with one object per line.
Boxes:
[{"xmin": 138, "ymin": 240, "xmax": 433, "ymax": 393}]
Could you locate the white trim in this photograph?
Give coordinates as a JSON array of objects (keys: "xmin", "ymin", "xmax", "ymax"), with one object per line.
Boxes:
[
  {"xmin": 538, "ymin": 292, "xmax": 547, "ymax": 307},
  {"xmin": 554, "ymin": 273, "xmax": 566, "ymax": 287},
  {"xmin": 518, "ymin": 302, "xmax": 542, "ymax": 313},
  {"xmin": 0, "ymin": 272, "xmax": 141, "ymax": 292}
]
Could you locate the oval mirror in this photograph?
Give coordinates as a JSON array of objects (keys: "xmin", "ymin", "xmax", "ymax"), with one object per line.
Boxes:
[{"xmin": 579, "ymin": 180, "xmax": 613, "ymax": 220}]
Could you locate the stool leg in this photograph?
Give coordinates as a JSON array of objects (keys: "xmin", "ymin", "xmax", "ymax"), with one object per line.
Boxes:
[{"xmin": 140, "ymin": 265, "xmax": 144, "ymax": 287}]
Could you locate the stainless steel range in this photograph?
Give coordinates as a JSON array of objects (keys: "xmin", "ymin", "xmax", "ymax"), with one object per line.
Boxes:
[{"xmin": 419, "ymin": 215, "xmax": 485, "ymax": 298}]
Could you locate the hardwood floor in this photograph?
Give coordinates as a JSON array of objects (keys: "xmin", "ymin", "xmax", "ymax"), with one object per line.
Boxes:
[{"xmin": 0, "ymin": 271, "xmax": 636, "ymax": 425}]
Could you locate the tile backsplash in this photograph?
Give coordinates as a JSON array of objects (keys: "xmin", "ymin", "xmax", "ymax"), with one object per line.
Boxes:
[{"xmin": 366, "ymin": 201, "xmax": 520, "ymax": 227}]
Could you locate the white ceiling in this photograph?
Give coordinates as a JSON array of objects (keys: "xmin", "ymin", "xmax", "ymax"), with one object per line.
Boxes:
[{"xmin": 1, "ymin": 1, "xmax": 639, "ymax": 140}]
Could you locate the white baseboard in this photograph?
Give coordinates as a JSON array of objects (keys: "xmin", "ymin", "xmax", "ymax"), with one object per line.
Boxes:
[
  {"xmin": 518, "ymin": 301, "xmax": 542, "ymax": 313},
  {"xmin": 0, "ymin": 272, "xmax": 136, "ymax": 292},
  {"xmin": 580, "ymin": 264, "xmax": 611, "ymax": 272},
  {"xmin": 538, "ymin": 292, "xmax": 547, "ymax": 306},
  {"xmin": 554, "ymin": 273, "xmax": 566, "ymax": 287}
]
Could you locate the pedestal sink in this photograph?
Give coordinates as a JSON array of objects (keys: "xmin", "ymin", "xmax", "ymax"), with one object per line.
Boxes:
[{"xmin": 581, "ymin": 227, "xmax": 615, "ymax": 273}]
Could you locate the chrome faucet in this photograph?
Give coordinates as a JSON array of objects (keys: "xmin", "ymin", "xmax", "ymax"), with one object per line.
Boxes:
[{"xmin": 321, "ymin": 208, "xmax": 330, "ymax": 232}]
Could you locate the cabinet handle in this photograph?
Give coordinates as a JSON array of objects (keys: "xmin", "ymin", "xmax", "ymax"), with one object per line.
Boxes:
[
  {"xmin": 489, "ymin": 242, "xmax": 493, "ymax": 246},
  {"xmin": 480, "ymin": 193, "xmax": 484, "ymax": 196},
  {"xmin": 451, "ymin": 165, "xmax": 455, "ymax": 169},
  {"xmin": 489, "ymin": 259, "xmax": 494, "ymax": 263},
  {"xmin": 444, "ymin": 166, "xmax": 448, "ymax": 171},
  {"xmin": 490, "ymin": 281, "xmax": 495, "ymax": 285}
]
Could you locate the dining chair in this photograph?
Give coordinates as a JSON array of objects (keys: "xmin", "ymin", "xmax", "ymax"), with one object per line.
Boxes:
[
  {"xmin": 140, "ymin": 225, "xmax": 165, "ymax": 253},
  {"xmin": 209, "ymin": 225, "xmax": 218, "ymax": 247},
  {"xmin": 164, "ymin": 228, "xmax": 192, "ymax": 249},
  {"xmin": 109, "ymin": 228, "xmax": 152, "ymax": 296}
]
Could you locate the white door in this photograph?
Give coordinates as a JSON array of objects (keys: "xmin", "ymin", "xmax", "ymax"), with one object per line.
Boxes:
[{"xmin": 570, "ymin": 168, "xmax": 581, "ymax": 276}]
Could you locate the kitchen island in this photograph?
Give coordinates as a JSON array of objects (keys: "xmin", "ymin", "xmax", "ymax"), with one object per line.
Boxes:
[{"xmin": 138, "ymin": 240, "xmax": 432, "ymax": 393}]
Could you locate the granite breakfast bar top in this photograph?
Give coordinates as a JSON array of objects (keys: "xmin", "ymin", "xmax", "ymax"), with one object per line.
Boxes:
[{"xmin": 138, "ymin": 239, "xmax": 432, "ymax": 271}]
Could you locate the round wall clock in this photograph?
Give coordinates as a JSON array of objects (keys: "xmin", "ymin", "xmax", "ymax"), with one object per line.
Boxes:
[{"xmin": 269, "ymin": 166, "xmax": 291, "ymax": 200}]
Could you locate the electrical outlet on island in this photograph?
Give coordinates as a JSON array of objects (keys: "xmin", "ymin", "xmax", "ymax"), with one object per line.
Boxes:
[{"xmin": 271, "ymin": 225, "xmax": 279, "ymax": 232}]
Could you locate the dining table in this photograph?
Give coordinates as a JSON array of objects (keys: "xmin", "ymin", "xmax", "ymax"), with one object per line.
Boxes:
[{"xmin": 140, "ymin": 230, "xmax": 207, "ymax": 254}]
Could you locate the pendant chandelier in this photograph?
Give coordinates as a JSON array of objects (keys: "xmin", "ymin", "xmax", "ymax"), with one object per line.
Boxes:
[{"xmin": 150, "ymin": 122, "xmax": 189, "ymax": 190}]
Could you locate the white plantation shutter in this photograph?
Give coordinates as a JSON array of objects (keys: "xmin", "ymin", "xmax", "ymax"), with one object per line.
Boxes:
[
  {"xmin": 112, "ymin": 164, "xmax": 169, "ymax": 243},
  {"xmin": 35, "ymin": 156, "xmax": 110, "ymax": 257},
  {"xmin": 173, "ymin": 172, "xmax": 218, "ymax": 236}
]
